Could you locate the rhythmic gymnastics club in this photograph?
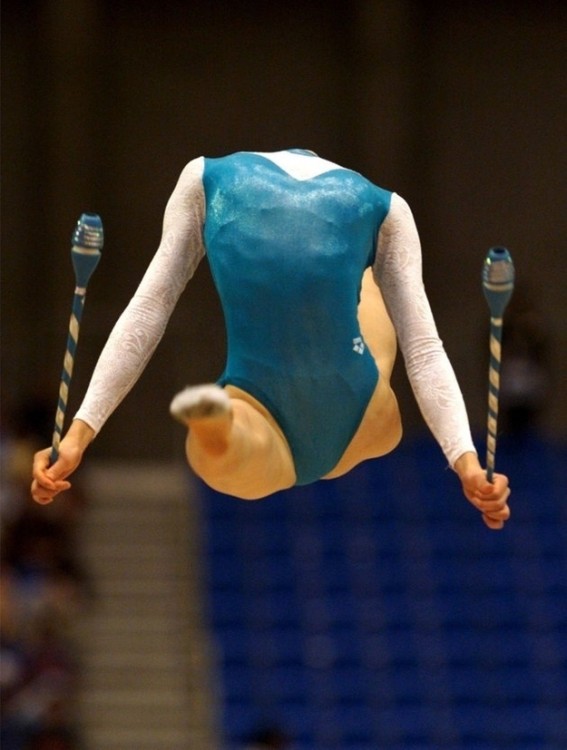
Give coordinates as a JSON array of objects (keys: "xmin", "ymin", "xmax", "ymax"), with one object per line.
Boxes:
[
  {"xmin": 482, "ymin": 246, "xmax": 515, "ymax": 483},
  {"xmin": 50, "ymin": 213, "xmax": 104, "ymax": 464}
]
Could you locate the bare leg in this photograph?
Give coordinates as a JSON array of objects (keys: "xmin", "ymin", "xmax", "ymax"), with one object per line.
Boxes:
[
  {"xmin": 324, "ymin": 268, "xmax": 402, "ymax": 479},
  {"xmin": 357, "ymin": 268, "xmax": 397, "ymax": 379},
  {"xmin": 170, "ymin": 269, "xmax": 399, "ymax": 494},
  {"xmin": 170, "ymin": 384, "xmax": 296, "ymax": 500}
]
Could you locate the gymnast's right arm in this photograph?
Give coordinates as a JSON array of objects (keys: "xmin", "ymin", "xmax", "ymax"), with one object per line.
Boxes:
[{"xmin": 31, "ymin": 158, "xmax": 206, "ymax": 504}]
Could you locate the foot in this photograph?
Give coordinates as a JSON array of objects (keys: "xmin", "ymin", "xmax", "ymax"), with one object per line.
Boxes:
[{"xmin": 169, "ymin": 384, "xmax": 231, "ymax": 425}]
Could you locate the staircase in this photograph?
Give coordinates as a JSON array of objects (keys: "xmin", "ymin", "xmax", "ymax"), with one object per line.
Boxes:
[{"xmin": 75, "ymin": 461, "xmax": 221, "ymax": 750}]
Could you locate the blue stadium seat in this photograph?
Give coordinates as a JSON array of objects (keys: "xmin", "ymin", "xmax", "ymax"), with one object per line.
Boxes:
[{"xmin": 199, "ymin": 436, "xmax": 567, "ymax": 749}]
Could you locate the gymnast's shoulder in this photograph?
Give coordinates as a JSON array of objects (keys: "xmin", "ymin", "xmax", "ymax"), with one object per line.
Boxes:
[{"xmin": 178, "ymin": 156, "xmax": 205, "ymax": 183}]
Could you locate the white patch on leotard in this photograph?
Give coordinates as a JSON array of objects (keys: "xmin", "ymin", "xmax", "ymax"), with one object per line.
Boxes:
[
  {"xmin": 254, "ymin": 150, "xmax": 348, "ymax": 181},
  {"xmin": 352, "ymin": 336, "xmax": 365, "ymax": 354}
]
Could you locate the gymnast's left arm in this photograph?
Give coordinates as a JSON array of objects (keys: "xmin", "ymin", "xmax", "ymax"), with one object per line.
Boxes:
[
  {"xmin": 31, "ymin": 158, "xmax": 206, "ymax": 504},
  {"xmin": 373, "ymin": 194, "xmax": 510, "ymax": 529}
]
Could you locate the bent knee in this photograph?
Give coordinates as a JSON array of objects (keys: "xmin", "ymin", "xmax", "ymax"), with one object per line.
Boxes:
[
  {"xmin": 189, "ymin": 461, "xmax": 292, "ymax": 502},
  {"xmin": 185, "ymin": 430, "xmax": 295, "ymax": 501}
]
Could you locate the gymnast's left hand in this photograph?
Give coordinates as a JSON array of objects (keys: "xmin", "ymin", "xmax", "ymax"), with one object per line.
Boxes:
[
  {"xmin": 454, "ymin": 452, "xmax": 511, "ymax": 530},
  {"xmin": 31, "ymin": 419, "xmax": 95, "ymax": 505}
]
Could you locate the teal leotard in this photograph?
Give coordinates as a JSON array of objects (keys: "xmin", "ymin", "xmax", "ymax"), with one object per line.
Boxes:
[{"xmin": 202, "ymin": 151, "xmax": 392, "ymax": 485}]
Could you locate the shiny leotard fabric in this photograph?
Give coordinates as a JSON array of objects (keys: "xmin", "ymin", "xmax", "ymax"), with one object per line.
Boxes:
[{"xmin": 202, "ymin": 152, "xmax": 392, "ymax": 484}]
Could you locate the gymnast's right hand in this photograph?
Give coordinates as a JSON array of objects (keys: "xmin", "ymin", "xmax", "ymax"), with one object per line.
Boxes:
[{"xmin": 31, "ymin": 420, "xmax": 95, "ymax": 504}]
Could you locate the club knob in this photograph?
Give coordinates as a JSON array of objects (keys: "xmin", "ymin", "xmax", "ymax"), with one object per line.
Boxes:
[
  {"xmin": 482, "ymin": 246, "xmax": 514, "ymax": 318},
  {"xmin": 72, "ymin": 213, "xmax": 104, "ymax": 250}
]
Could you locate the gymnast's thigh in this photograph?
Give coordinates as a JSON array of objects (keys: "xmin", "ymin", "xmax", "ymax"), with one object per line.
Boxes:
[
  {"xmin": 223, "ymin": 384, "xmax": 296, "ymax": 471},
  {"xmin": 358, "ymin": 268, "xmax": 397, "ymax": 381},
  {"xmin": 323, "ymin": 373, "xmax": 402, "ymax": 480}
]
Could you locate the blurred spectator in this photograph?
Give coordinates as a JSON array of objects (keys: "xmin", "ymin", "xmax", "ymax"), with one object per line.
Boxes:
[
  {"xmin": 499, "ymin": 283, "xmax": 551, "ymax": 436},
  {"xmin": 1, "ymin": 396, "xmax": 90, "ymax": 750}
]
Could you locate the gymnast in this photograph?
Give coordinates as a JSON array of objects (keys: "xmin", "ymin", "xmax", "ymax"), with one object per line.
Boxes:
[{"xmin": 32, "ymin": 149, "xmax": 510, "ymax": 528}]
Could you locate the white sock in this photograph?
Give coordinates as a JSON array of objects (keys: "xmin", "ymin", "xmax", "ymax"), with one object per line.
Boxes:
[{"xmin": 169, "ymin": 384, "xmax": 231, "ymax": 424}]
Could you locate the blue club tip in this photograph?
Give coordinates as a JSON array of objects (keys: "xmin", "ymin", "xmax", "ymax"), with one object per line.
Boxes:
[
  {"xmin": 482, "ymin": 246, "xmax": 515, "ymax": 318},
  {"xmin": 72, "ymin": 213, "xmax": 104, "ymax": 251},
  {"xmin": 71, "ymin": 213, "xmax": 104, "ymax": 288}
]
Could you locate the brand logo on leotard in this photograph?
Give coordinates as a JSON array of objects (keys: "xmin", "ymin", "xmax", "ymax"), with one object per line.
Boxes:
[{"xmin": 352, "ymin": 336, "xmax": 365, "ymax": 355}]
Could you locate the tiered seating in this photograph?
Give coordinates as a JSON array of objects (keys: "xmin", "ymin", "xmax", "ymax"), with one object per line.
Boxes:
[{"xmin": 200, "ymin": 434, "xmax": 567, "ymax": 749}]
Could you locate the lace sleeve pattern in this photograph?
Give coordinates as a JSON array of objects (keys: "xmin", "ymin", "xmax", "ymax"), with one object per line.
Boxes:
[
  {"xmin": 373, "ymin": 193, "xmax": 477, "ymax": 467},
  {"xmin": 74, "ymin": 158, "xmax": 206, "ymax": 434}
]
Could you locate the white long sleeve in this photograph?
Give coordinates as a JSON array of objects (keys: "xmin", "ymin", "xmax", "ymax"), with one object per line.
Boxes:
[
  {"xmin": 74, "ymin": 158, "xmax": 206, "ymax": 434},
  {"xmin": 373, "ymin": 193, "xmax": 477, "ymax": 467}
]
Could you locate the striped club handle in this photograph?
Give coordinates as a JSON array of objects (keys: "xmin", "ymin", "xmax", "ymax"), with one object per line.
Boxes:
[
  {"xmin": 50, "ymin": 214, "xmax": 103, "ymax": 464},
  {"xmin": 482, "ymin": 246, "xmax": 514, "ymax": 482}
]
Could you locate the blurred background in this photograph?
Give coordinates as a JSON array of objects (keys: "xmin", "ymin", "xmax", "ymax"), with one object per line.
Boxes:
[{"xmin": 2, "ymin": 0, "xmax": 566, "ymax": 749}]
